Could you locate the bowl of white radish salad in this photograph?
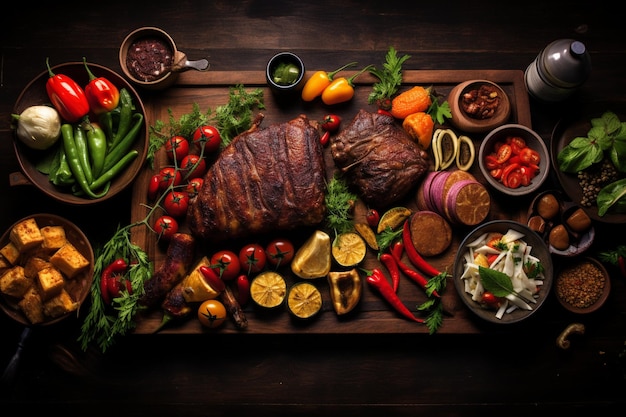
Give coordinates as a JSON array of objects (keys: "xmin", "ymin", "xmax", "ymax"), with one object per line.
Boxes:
[{"xmin": 453, "ymin": 220, "xmax": 553, "ymax": 324}]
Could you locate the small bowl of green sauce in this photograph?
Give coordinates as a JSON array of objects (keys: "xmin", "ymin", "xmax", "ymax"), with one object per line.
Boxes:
[{"xmin": 266, "ymin": 52, "xmax": 305, "ymax": 96}]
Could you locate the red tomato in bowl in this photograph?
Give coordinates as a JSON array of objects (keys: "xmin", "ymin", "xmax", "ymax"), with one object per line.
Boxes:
[{"xmin": 211, "ymin": 250, "xmax": 241, "ymax": 281}]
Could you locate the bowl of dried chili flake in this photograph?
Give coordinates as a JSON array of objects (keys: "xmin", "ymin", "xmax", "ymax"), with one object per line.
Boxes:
[{"xmin": 555, "ymin": 256, "xmax": 611, "ymax": 314}]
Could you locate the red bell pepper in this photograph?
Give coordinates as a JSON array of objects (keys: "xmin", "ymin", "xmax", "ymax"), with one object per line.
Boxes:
[
  {"xmin": 83, "ymin": 58, "xmax": 120, "ymax": 115},
  {"xmin": 45, "ymin": 58, "xmax": 90, "ymax": 123}
]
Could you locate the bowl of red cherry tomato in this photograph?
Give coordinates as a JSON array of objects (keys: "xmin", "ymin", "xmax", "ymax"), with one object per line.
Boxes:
[{"xmin": 479, "ymin": 124, "xmax": 550, "ymax": 197}]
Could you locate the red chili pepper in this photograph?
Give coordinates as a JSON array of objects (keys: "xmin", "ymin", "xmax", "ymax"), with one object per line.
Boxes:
[
  {"xmin": 236, "ymin": 274, "xmax": 250, "ymax": 306},
  {"xmin": 402, "ymin": 219, "xmax": 441, "ymax": 277},
  {"xmin": 83, "ymin": 58, "xmax": 120, "ymax": 115},
  {"xmin": 377, "ymin": 109, "xmax": 393, "ymax": 117},
  {"xmin": 366, "ymin": 268, "xmax": 423, "ymax": 323},
  {"xmin": 380, "ymin": 253, "xmax": 401, "ymax": 293},
  {"xmin": 45, "ymin": 58, "xmax": 89, "ymax": 123},
  {"xmin": 391, "ymin": 243, "xmax": 440, "ymax": 298},
  {"xmin": 320, "ymin": 131, "xmax": 330, "ymax": 147},
  {"xmin": 100, "ymin": 258, "xmax": 129, "ymax": 304},
  {"xmin": 199, "ymin": 265, "xmax": 226, "ymax": 293}
]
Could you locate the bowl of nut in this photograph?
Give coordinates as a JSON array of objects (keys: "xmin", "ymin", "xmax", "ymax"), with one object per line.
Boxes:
[
  {"xmin": 0, "ymin": 214, "xmax": 94, "ymax": 326},
  {"xmin": 448, "ymin": 79, "xmax": 511, "ymax": 133},
  {"xmin": 555, "ymin": 257, "xmax": 611, "ymax": 314}
]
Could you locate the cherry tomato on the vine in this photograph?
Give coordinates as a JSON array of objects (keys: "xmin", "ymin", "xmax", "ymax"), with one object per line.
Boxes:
[
  {"xmin": 181, "ymin": 154, "xmax": 207, "ymax": 180},
  {"xmin": 265, "ymin": 238, "xmax": 295, "ymax": 268},
  {"xmin": 158, "ymin": 167, "xmax": 183, "ymax": 192},
  {"xmin": 163, "ymin": 190, "xmax": 189, "ymax": 218},
  {"xmin": 192, "ymin": 125, "xmax": 222, "ymax": 154},
  {"xmin": 148, "ymin": 174, "xmax": 160, "ymax": 200},
  {"xmin": 239, "ymin": 243, "xmax": 267, "ymax": 275},
  {"xmin": 153, "ymin": 215, "xmax": 179, "ymax": 241},
  {"xmin": 197, "ymin": 299, "xmax": 227, "ymax": 329},
  {"xmin": 321, "ymin": 114, "xmax": 341, "ymax": 132},
  {"xmin": 211, "ymin": 250, "xmax": 241, "ymax": 281},
  {"xmin": 186, "ymin": 177, "xmax": 204, "ymax": 198},
  {"xmin": 165, "ymin": 135, "xmax": 189, "ymax": 163}
]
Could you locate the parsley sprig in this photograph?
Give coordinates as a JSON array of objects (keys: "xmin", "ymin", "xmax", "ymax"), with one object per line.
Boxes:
[{"xmin": 368, "ymin": 46, "xmax": 411, "ymax": 108}]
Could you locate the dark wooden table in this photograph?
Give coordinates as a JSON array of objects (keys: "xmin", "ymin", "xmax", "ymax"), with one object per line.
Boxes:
[{"xmin": 1, "ymin": 1, "xmax": 625, "ymax": 415}]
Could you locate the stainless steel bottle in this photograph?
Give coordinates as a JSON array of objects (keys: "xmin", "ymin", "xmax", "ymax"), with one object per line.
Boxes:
[{"xmin": 525, "ymin": 39, "xmax": 592, "ymax": 102}]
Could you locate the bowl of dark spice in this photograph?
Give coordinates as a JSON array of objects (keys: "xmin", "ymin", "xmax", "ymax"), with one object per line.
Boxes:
[
  {"xmin": 448, "ymin": 80, "xmax": 511, "ymax": 133},
  {"xmin": 119, "ymin": 27, "xmax": 209, "ymax": 90},
  {"xmin": 266, "ymin": 52, "xmax": 305, "ymax": 96},
  {"xmin": 555, "ymin": 257, "xmax": 611, "ymax": 314}
]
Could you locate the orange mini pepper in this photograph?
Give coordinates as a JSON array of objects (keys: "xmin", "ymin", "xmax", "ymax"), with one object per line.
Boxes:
[
  {"xmin": 301, "ymin": 62, "xmax": 357, "ymax": 102},
  {"xmin": 402, "ymin": 112, "xmax": 434, "ymax": 150}
]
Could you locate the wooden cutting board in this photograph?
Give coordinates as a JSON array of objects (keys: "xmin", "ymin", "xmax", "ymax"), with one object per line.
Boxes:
[{"xmin": 129, "ymin": 69, "xmax": 531, "ymax": 334}]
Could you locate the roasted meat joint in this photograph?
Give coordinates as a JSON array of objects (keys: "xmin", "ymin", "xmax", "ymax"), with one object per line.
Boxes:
[
  {"xmin": 188, "ymin": 115, "xmax": 327, "ymax": 241},
  {"xmin": 331, "ymin": 109, "xmax": 430, "ymax": 207}
]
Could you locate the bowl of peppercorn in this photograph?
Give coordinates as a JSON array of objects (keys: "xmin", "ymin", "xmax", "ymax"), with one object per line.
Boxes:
[
  {"xmin": 265, "ymin": 52, "xmax": 306, "ymax": 96},
  {"xmin": 448, "ymin": 79, "xmax": 511, "ymax": 133},
  {"xmin": 555, "ymin": 256, "xmax": 611, "ymax": 314}
]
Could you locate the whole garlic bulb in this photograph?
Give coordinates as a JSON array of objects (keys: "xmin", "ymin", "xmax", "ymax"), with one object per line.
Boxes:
[{"xmin": 13, "ymin": 105, "xmax": 62, "ymax": 150}]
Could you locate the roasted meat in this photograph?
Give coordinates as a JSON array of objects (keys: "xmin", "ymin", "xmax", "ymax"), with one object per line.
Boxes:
[
  {"xmin": 140, "ymin": 233, "xmax": 196, "ymax": 308},
  {"xmin": 330, "ymin": 109, "xmax": 430, "ymax": 207},
  {"xmin": 188, "ymin": 115, "xmax": 327, "ymax": 241}
]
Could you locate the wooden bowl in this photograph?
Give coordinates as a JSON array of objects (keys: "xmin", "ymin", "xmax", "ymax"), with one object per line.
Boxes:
[
  {"xmin": 0, "ymin": 213, "xmax": 94, "ymax": 326},
  {"xmin": 12, "ymin": 62, "xmax": 148, "ymax": 205},
  {"xmin": 453, "ymin": 220, "xmax": 553, "ymax": 324},
  {"xmin": 448, "ymin": 80, "xmax": 511, "ymax": 133},
  {"xmin": 555, "ymin": 257, "xmax": 611, "ymax": 314},
  {"xmin": 478, "ymin": 124, "xmax": 550, "ymax": 197}
]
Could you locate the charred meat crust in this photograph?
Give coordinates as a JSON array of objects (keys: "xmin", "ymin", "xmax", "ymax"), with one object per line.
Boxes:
[
  {"xmin": 330, "ymin": 109, "xmax": 429, "ymax": 208},
  {"xmin": 188, "ymin": 115, "xmax": 327, "ymax": 241}
]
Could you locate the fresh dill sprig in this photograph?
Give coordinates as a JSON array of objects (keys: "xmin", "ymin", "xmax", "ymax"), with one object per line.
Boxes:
[{"xmin": 325, "ymin": 174, "xmax": 357, "ymax": 236}]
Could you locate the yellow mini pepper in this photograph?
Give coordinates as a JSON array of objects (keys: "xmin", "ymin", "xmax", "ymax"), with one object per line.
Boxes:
[
  {"xmin": 301, "ymin": 62, "xmax": 357, "ymax": 102},
  {"xmin": 321, "ymin": 64, "xmax": 373, "ymax": 105}
]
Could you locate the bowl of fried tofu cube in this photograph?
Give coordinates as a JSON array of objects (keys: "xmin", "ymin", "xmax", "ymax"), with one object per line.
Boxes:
[{"xmin": 0, "ymin": 214, "xmax": 94, "ymax": 326}]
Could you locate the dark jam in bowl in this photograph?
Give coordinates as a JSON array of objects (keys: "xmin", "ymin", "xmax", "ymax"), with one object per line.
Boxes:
[{"xmin": 126, "ymin": 37, "xmax": 173, "ymax": 82}]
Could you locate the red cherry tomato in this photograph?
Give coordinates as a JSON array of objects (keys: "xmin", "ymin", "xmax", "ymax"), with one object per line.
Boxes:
[
  {"xmin": 481, "ymin": 291, "xmax": 501, "ymax": 308},
  {"xmin": 158, "ymin": 167, "xmax": 183, "ymax": 192},
  {"xmin": 265, "ymin": 238, "xmax": 295, "ymax": 268},
  {"xmin": 239, "ymin": 243, "xmax": 267, "ymax": 275},
  {"xmin": 321, "ymin": 114, "xmax": 341, "ymax": 132},
  {"xmin": 165, "ymin": 135, "xmax": 189, "ymax": 163},
  {"xmin": 181, "ymin": 154, "xmax": 207, "ymax": 180},
  {"xmin": 210, "ymin": 250, "xmax": 241, "ymax": 281},
  {"xmin": 519, "ymin": 147, "xmax": 541, "ymax": 165},
  {"xmin": 365, "ymin": 209, "xmax": 380, "ymax": 228},
  {"xmin": 495, "ymin": 143, "xmax": 512, "ymax": 164},
  {"xmin": 236, "ymin": 274, "xmax": 250, "ymax": 306},
  {"xmin": 186, "ymin": 177, "xmax": 204, "ymax": 198},
  {"xmin": 508, "ymin": 136, "xmax": 526, "ymax": 154},
  {"xmin": 153, "ymin": 215, "xmax": 179, "ymax": 241},
  {"xmin": 192, "ymin": 125, "xmax": 222, "ymax": 154},
  {"xmin": 147, "ymin": 174, "xmax": 161, "ymax": 200},
  {"xmin": 163, "ymin": 190, "xmax": 189, "ymax": 218}
]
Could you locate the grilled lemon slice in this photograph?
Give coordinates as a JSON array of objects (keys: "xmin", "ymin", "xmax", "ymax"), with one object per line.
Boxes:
[
  {"xmin": 250, "ymin": 271, "xmax": 287, "ymax": 309},
  {"xmin": 377, "ymin": 206, "xmax": 412, "ymax": 234},
  {"xmin": 332, "ymin": 232, "xmax": 367, "ymax": 267},
  {"xmin": 287, "ymin": 281, "xmax": 323, "ymax": 319}
]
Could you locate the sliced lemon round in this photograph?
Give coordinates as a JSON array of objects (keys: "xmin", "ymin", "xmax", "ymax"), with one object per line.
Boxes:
[
  {"xmin": 377, "ymin": 206, "xmax": 412, "ymax": 234},
  {"xmin": 250, "ymin": 271, "xmax": 287, "ymax": 309},
  {"xmin": 287, "ymin": 281, "xmax": 323, "ymax": 319},
  {"xmin": 332, "ymin": 232, "xmax": 367, "ymax": 267}
]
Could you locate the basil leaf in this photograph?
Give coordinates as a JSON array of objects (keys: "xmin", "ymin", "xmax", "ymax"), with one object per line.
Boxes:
[
  {"xmin": 478, "ymin": 266, "xmax": 513, "ymax": 298},
  {"xmin": 597, "ymin": 178, "xmax": 626, "ymax": 216},
  {"xmin": 557, "ymin": 141, "xmax": 602, "ymax": 173},
  {"xmin": 610, "ymin": 138, "xmax": 626, "ymax": 172}
]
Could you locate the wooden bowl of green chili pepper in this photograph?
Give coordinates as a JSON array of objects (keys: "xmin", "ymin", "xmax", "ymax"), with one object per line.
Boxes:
[{"xmin": 11, "ymin": 61, "xmax": 148, "ymax": 205}]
